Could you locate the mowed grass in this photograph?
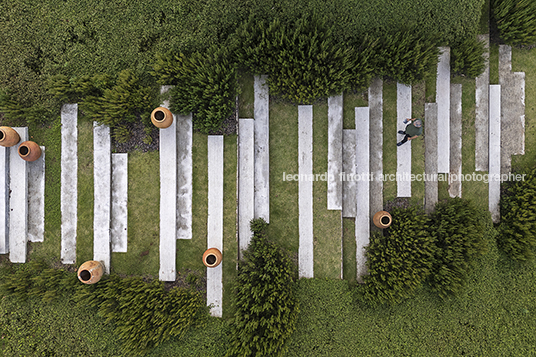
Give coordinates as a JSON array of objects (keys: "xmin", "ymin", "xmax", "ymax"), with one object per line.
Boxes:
[
  {"xmin": 383, "ymin": 81, "xmax": 398, "ymax": 202},
  {"xmin": 76, "ymin": 119, "xmax": 94, "ymax": 265}
]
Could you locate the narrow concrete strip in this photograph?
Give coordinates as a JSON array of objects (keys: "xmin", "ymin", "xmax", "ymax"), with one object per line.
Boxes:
[
  {"xmin": 342, "ymin": 130, "xmax": 356, "ymax": 218},
  {"xmin": 396, "ymin": 83, "xmax": 412, "ymax": 197},
  {"xmin": 355, "ymin": 107, "xmax": 370, "ymax": 283},
  {"xmin": 254, "ymin": 75, "xmax": 270, "ymax": 222},
  {"xmin": 298, "ymin": 105, "xmax": 314, "ymax": 278},
  {"xmin": 93, "ymin": 122, "xmax": 111, "ymax": 273},
  {"xmin": 61, "ymin": 104, "xmax": 78, "ymax": 264},
  {"xmin": 238, "ymin": 119, "xmax": 255, "ymax": 255},
  {"xmin": 207, "ymin": 135, "xmax": 224, "ymax": 317},
  {"xmin": 449, "ymin": 84, "xmax": 463, "ymax": 198},
  {"xmin": 424, "ymin": 103, "xmax": 438, "ymax": 214},
  {"xmin": 475, "ymin": 34, "xmax": 490, "ymax": 171},
  {"xmin": 436, "ymin": 47, "xmax": 451, "ymax": 173},
  {"xmin": 177, "ymin": 112, "xmax": 193, "ymax": 239},
  {"xmin": 159, "ymin": 86, "xmax": 177, "ymax": 281},
  {"xmin": 28, "ymin": 146, "xmax": 45, "ymax": 243},
  {"xmin": 327, "ymin": 94, "xmax": 343, "ymax": 210},
  {"xmin": 111, "ymin": 153, "xmax": 128, "ymax": 253},
  {"xmin": 489, "ymin": 85, "xmax": 501, "ymax": 223},
  {"xmin": 499, "ymin": 45, "xmax": 512, "ymax": 85},
  {"xmin": 0, "ymin": 147, "xmax": 9, "ymax": 254},
  {"xmin": 369, "ymin": 79, "xmax": 383, "ymax": 218}
]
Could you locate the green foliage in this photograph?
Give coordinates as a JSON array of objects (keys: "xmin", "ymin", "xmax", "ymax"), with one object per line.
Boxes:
[
  {"xmin": 451, "ymin": 37, "xmax": 487, "ymax": 78},
  {"xmin": 499, "ymin": 168, "xmax": 536, "ymax": 261},
  {"xmin": 427, "ymin": 198, "xmax": 488, "ymax": 298},
  {"xmin": 227, "ymin": 222, "xmax": 298, "ymax": 357},
  {"xmin": 250, "ymin": 217, "xmax": 268, "ymax": 234},
  {"xmin": 493, "ymin": 0, "xmax": 536, "ymax": 46},
  {"xmin": 362, "ymin": 206, "xmax": 435, "ymax": 304}
]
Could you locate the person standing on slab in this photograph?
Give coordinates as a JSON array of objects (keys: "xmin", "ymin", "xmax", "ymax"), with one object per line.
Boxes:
[{"xmin": 397, "ymin": 118, "xmax": 423, "ymax": 146}]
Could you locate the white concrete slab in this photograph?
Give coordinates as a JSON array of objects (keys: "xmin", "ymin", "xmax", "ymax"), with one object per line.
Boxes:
[
  {"xmin": 327, "ymin": 94, "xmax": 343, "ymax": 210},
  {"xmin": 0, "ymin": 147, "xmax": 9, "ymax": 254},
  {"xmin": 342, "ymin": 130, "xmax": 356, "ymax": 218},
  {"xmin": 397, "ymin": 83, "xmax": 412, "ymax": 197},
  {"xmin": 111, "ymin": 153, "xmax": 128, "ymax": 253},
  {"xmin": 436, "ymin": 47, "xmax": 451, "ymax": 173},
  {"xmin": 298, "ymin": 105, "xmax": 314, "ymax": 278},
  {"xmin": 449, "ymin": 84, "xmax": 462, "ymax": 198},
  {"xmin": 8, "ymin": 127, "xmax": 28, "ymax": 263},
  {"xmin": 61, "ymin": 104, "xmax": 78, "ymax": 264},
  {"xmin": 28, "ymin": 146, "xmax": 45, "ymax": 242},
  {"xmin": 238, "ymin": 119, "xmax": 255, "ymax": 255},
  {"xmin": 489, "ymin": 85, "xmax": 501, "ymax": 223},
  {"xmin": 425, "ymin": 103, "xmax": 439, "ymax": 214},
  {"xmin": 355, "ymin": 108, "xmax": 370, "ymax": 283},
  {"xmin": 177, "ymin": 112, "xmax": 193, "ymax": 239},
  {"xmin": 254, "ymin": 75, "xmax": 270, "ymax": 222},
  {"xmin": 475, "ymin": 34, "xmax": 490, "ymax": 171},
  {"xmin": 207, "ymin": 135, "xmax": 224, "ymax": 317}
]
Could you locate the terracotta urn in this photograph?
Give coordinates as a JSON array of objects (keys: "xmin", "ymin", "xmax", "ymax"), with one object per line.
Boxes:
[
  {"xmin": 373, "ymin": 211, "xmax": 392, "ymax": 229},
  {"xmin": 18, "ymin": 141, "xmax": 42, "ymax": 162},
  {"xmin": 151, "ymin": 107, "xmax": 173, "ymax": 128},
  {"xmin": 0, "ymin": 126, "xmax": 20, "ymax": 147},
  {"xmin": 203, "ymin": 248, "xmax": 222, "ymax": 268},
  {"xmin": 77, "ymin": 261, "xmax": 105, "ymax": 284}
]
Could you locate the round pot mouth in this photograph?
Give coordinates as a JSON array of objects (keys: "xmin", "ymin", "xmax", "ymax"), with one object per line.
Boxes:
[
  {"xmin": 381, "ymin": 216, "xmax": 391, "ymax": 225},
  {"xmin": 0, "ymin": 130, "xmax": 5, "ymax": 141},
  {"xmin": 205, "ymin": 254, "xmax": 217, "ymax": 266},
  {"xmin": 79, "ymin": 270, "xmax": 91, "ymax": 281},
  {"xmin": 154, "ymin": 110, "xmax": 166, "ymax": 122},
  {"xmin": 18, "ymin": 145, "xmax": 30, "ymax": 157}
]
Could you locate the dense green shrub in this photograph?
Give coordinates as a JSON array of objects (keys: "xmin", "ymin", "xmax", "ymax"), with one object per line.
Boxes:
[
  {"xmin": 427, "ymin": 198, "xmax": 488, "ymax": 298},
  {"xmin": 227, "ymin": 218, "xmax": 298, "ymax": 357},
  {"xmin": 451, "ymin": 37, "xmax": 487, "ymax": 78},
  {"xmin": 362, "ymin": 206, "xmax": 435, "ymax": 304},
  {"xmin": 499, "ymin": 168, "xmax": 536, "ymax": 261},
  {"xmin": 492, "ymin": 0, "xmax": 536, "ymax": 46}
]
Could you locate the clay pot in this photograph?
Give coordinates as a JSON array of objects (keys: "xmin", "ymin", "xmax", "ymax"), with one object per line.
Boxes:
[
  {"xmin": 0, "ymin": 126, "xmax": 20, "ymax": 147},
  {"xmin": 18, "ymin": 141, "xmax": 42, "ymax": 162},
  {"xmin": 373, "ymin": 211, "xmax": 392, "ymax": 229},
  {"xmin": 77, "ymin": 261, "xmax": 104, "ymax": 284},
  {"xmin": 203, "ymin": 248, "xmax": 222, "ymax": 268},
  {"xmin": 151, "ymin": 107, "xmax": 173, "ymax": 128}
]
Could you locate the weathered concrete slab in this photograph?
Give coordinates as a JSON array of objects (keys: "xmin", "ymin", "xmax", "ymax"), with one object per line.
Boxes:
[
  {"xmin": 369, "ymin": 79, "xmax": 383, "ymax": 219},
  {"xmin": 342, "ymin": 130, "xmax": 356, "ymax": 218},
  {"xmin": 489, "ymin": 85, "xmax": 501, "ymax": 223},
  {"xmin": 177, "ymin": 112, "xmax": 193, "ymax": 239},
  {"xmin": 355, "ymin": 107, "xmax": 370, "ymax": 283},
  {"xmin": 499, "ymin": 45, "xmax": 512, "ymax": 85},
  {"xmin": 298, "ymin": 105, "xmax": 314, "ymax": 278},
  {"xmin": 111, "ymin": 153, "xmax": 128, "ymax": 253},
  {"xmin": 0, "ymin": 147, "xmax": 9, "ymax": 254},
  {"xmin": 449, "ymin": 84, "xmax": 463, "ymax": 198},
  {"xmin": 254, "ymin": 75, "xmax": 270, "ymax": 222},
  {"xmin": 475, "ymin": 34, "xmax": 490, "ymax": 171},
  {"xmin": 327, "ymin": 94, "xmax": 343, "ymax": 210},
  {"xmin": 436, "ymin": 47, "xmax": 451, "ymax": 173},
  {"xmin": 207, "ymin": 135, "xmax": 224, "ymax": 317},
  {"xmin": 425, "ymin": 103, "xmax": 438, "ymax": 214},
  {"xmin": 238, "ymin": 119, "xmax": 255, "ymax": 255},
  {"xmin": 500, "ymin": 72, "xmax": 525, "ymax": 175},
  {"xmin": 28, "ymin": 146, "xmax": 45, "ymax": 242},
  {"xmin": 61, "ymin": 104, "xmax": 78, "ymax": 264},
  {"xmin": 159, "ymin": 86, "xmax": 177, "ymax": 281},
  {"xmin": 93, "ymin": 122, "xmax": 111, "ymax": 273},
  {"xmin": 397, "ymin": 83, "xmax": 412, "ymax": 197}
]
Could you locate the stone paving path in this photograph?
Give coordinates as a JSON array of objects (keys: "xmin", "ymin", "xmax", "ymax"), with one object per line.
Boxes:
[
  {"xmin": 238, "ymin": 118, "xmax": 254, "ymax": 255},
  {"xmin": 369, "ymin": 79, "xmax": 383, "ymax": 220},
  {"xmin": 28, "ymin": 146, "xmax": 45, "ymax": 242},
  {"xmin": 397, "ymin": 83, "xmax": 412, "ymax": 197},
  {"xmin": 0, "ymin": 146, "xmax": 7, "ymax": 254},
  {"xmin": 355, "ymin": 107, "xmax": 370, "ymax": 283},
  {"xmin": 342, "ymin": 130, "xmax": 356, "ymax": 218},
  {"xmin": 436, "ymin": 47, "xmax": 451, "ymax": 174},
  {"xmin": 254, "ymin": 75, "xmax": 270, "ymax": 222},
  {"xmin": 176, "ymin": 112, "xmax": 193, "ymax": 240},
  {"xmin": 111, "ymin": 153, "xmax": 128, "ymax": 253},
  {"xmin": 424, "ymin": 103, "xmax": 439, "ymax": 214},
  {"xmin": 448, "ymin": 84, "xmax": 463, "ymax": 198},
  {"xmin": 489, "ymin": 85, "xmax": 502, "ymax": 223},
  {"xmin": 327, "ymin": 94, "xmax": 343, "ymax": 210},
  {"xmin": 475, "ymin": 34, "xmax": 490, "ymax": 171}
]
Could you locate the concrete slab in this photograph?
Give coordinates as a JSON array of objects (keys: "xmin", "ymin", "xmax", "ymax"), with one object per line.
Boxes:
[
  {"xmin": 61, "ymin": 104, "xmax": 78, "ymax": 264},
  {"xmin": 500, "ymin": 72, "xmax": 525, "ymax": 175},
  {"xmin": 28, "ymin": 146, "xmax": 45, "ymax": 242},
  {"xmin": 207, "ymin": 135, "xmax": 224, "ymax": 317},
  {"xmin": 355, "ymin": 107, "xmax": 370, "ymax": 283},
  {"xmin": 489, "ymin": 85, "xmax": 501, "ymax": 223},
  {"xmin": 93, "ymin": 122, "xmax": 111, "ymax": 273},
  {"xmin": 424, "ymin": 103, "xmax": 438, "ymax": 214},
  {"xmin": 298, "ymin": 105, "xmax": 314, "ymax": 278},
  {"xmin": 449, "ymin": 84, "xmax": 463, "ymax": 198},
  {"xmin": 436, "ymin": 47, "xmax": 451, "ymax": 173},
  {"xmin": 397, "ymin": 83, "xmax": 412, "ymax": 197},
  {"xmin": 327, "ymin": 94, "xmax": 343, "ymax": 210},
  {"xmin": 111, "ymin": 153, "xmax": 128, "ymax": 253},
  {"xmin": 499, "ymin": 45, "xmax": 512, "ymax": 85},
  {"xmin": 475, "ymin": 34, "xmax": 490, "ymax": 171},
  {"xmin": 159, "ymin": 86, "xmax": 177, "ymax": 281},
  {"xmin": 177, "ymin": 112, "xmax": 193, "ymax": 239},
  {"xmin": 254, "ymin": 75, "xmax": 270, "ymax": 222},
  {"xmin": 238, "ymin": 119, "xmax": 255, "ymax": 255},
  {"xmin": 369, "ymin": 79, "xmax": 383, "ymax": 219},
  {"xmin": 8, "ymin": 127, "xmax": 28, "ymax": 263},
  {"xmin": 0, "ymin": 147, "xmax": 9, "ymax": 254},
  {"xmin": 342, "ymin": 130, "xmax": 356, "ymax": 218}
]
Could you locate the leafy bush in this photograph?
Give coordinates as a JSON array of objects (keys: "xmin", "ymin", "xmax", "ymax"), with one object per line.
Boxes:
[
  {"xmin": 451, "ymin": 37, "xmax": 487, "ymax": 78},
  {"xmin": 227, "ymin": 218, "xmax": 298, "ymax": 357},
  {"xmin": 362, "ymin": 206, "xmax": 435, "ymax": 304},
  {"xmin": 492, "ymin": 0, "xmax": 536, "ymax": 46},
  {"xmin": 427, "ymin": 198, "xmax": 488, "ymax": 298},
  {"xmin": 499, "ymin": 168, "xmax": 536, "ymax": 261}
]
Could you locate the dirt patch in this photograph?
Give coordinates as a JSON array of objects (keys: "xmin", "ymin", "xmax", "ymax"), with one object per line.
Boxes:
[{"xmin": 384, "ymin": 197, "xmax": 412, "ymax": 212}]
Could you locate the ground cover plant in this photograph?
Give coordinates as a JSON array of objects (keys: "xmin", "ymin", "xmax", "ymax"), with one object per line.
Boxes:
[{"xmin": 492, "ymin": 0, "xmax": 536, "ymax": 46}]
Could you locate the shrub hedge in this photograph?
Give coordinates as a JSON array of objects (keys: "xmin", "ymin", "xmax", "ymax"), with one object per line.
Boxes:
[
  {"xmin": 493, "ymin": 0, "xmax": 536, "ymax": 46},
  {"xmin": 450, "ymin": 37, "xmax": 487, "ymax": 78}
]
